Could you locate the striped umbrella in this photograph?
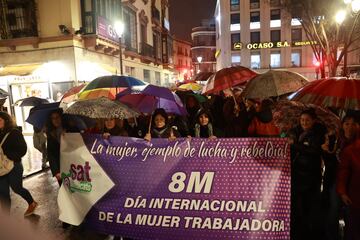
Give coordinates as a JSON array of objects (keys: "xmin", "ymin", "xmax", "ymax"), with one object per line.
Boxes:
[
  {"xmin": 202, "ymin": 66, "xmax": 257, "ymax": 95},
  {"xmin": 82, "ymin": 75, "xmax": 146, "ymax": 92},
  {"xmin": 78, "ymin": 88, "xmax": 119, "ymax": 100},
  {"xmin": 289, "ymin": 77, "xmax": 360, "ymax": 110}
]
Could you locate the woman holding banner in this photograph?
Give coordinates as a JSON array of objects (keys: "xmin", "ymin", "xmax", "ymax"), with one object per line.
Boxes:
[
  {"xmin": 288, "ymin": 108, "xmax": 326, "ymax": 240},
  {"xmin": 193, "ymin": 108, "xmax": 221, "ymax": 139},
  {"xmin": 144, "ymin": 108, "xmax": 180, "ymax": 141}
]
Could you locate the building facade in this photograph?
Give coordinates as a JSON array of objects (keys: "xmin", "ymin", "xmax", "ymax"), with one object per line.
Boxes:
[
  {"xmin": 191, "ymin": 19, "xmax": 217, "ymax": 75},
  {"xmin": 215, "ymin": 0, "xmax": 360, "ymax": 78},
  {"xmin": 0, "ymin": 0, "xmax": 174, "ymax": 131},
  {"xmin": 173, "ymin": 37, "xmax": 192, "ymax": 82}
]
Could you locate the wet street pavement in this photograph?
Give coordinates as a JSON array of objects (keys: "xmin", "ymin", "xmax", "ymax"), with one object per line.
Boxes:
[{"xmin": 8, "ymin": 170, "xmax": 111, "ymax": 240}]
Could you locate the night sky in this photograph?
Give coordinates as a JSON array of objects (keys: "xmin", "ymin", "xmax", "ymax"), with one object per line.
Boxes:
[{"xmin": 169, "ymin": 0, "xmax": 217, "ymax": 42}]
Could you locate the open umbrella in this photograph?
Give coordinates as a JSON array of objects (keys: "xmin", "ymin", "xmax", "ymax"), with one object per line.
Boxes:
[
  {"xmin": 174, "ymin": 90, "xmax": 207, "ymax": 104},
  {"xmin": 202, "ymin": 66, "xmax": 257, "ymax": 95},
  {"xmin": 242, "ymin": 70, "xmax": 308, "ymax": 99},
  {"xmin": 0, "ymin": 88, "xmax": 9, "ymax": 98},
  {"xmin": 273, "ymin": 100, "xmax": 341, "ymax": 133},
  {"xmin": 82, "ymin": 75, "xmax": 146, "ymax": 92},
  {"xmin": 65, "ymin": 97, "xmax": 139, "ymax": 119},
  {"xmin": 288, "ymin": 77, "xmax": 360, "ymax": 110},
  {"xmin": 118, "ymin": 85, "xmax": 187, "ymax": 116},
  {"xmin": 178, "ymin": 82, "xmax": 203, "ymax": 92},
  {"xmin": 60, "ymin": 83, "xmax": 87, "ymax": 104},
  {"xmin": 26, "ymin": 102, "xmax": 60, "ymax": 129},
  {"xmin": 191, "ymin": 72, "xmax": 214, "ymax": 82},
  {"xmin": 14, "ymin": 96, "xmax": 50, "ymax": 107},
  {"xmin": 78, "ymin": 88, "xmax": 118, "ymax": 100}
]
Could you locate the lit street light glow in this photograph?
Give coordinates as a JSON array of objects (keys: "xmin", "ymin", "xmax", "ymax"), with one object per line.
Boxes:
[
  {"xmin": 114, "ymin": 21, "xmax": 125, "ymax": 37},
  {"xmin": 197, "ymin": 56, "xmax": 203, "ymax": 63},
  {"xmin": 335, "ymin": 10, "xmax": 346, "ymax": 24},
  {"xmin": 352, "ymin": 0, "xmax": 360, "ymax": 12}
]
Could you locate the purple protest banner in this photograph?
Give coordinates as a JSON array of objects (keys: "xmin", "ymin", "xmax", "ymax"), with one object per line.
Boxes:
[
  {"xmin": 97, "ymin": 16, "xmax": 119, "ymax": 42},
  {"xmin": 58, "ymin": 133, "xmax": 290, "ymax": 240}
]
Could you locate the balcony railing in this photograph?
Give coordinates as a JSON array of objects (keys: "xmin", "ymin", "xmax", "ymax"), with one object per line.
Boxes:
[
  {"xmin": 140, "ymin": 42, "xmax": 155, "ymax": 59},
  {"xmin": 0, "ymin": 0, "xmax": 38, "ymax": 39}
]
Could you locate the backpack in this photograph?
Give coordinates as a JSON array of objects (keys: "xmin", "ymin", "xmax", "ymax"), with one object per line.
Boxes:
[{"xmin": 0, "ymin": 132, "xmax": 14, "ymax": 176}]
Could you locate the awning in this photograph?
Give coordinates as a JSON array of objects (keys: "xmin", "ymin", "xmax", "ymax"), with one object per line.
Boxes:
[{"xmin": 0, "ymin": 63, "xmax": 42, "ymax": 76}]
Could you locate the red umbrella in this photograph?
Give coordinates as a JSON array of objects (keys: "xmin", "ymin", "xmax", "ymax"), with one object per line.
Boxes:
[
  {"xmin": 202, "ymin": 66, "xmax": 258, "ymax": 95},
  {"xmin": 289, "ymin": 77, "xmax": 360, "ymax": 110},
  {"xmin": 60, "ymin": 83, "xmax": 87, "ymax": 103}
]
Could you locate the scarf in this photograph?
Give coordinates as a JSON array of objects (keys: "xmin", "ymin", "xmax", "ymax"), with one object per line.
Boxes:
[{"xmin": 194, "ymin": 123, "xmax": 213, "ymax": 138}]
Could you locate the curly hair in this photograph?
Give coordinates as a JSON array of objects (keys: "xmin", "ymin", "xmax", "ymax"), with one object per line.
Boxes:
[{"xmin": 0, "ymin": 111, "xmax": 16, "ymax": 133}]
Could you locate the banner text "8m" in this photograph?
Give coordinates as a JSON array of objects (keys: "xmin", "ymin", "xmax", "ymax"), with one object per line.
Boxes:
[{"xmin": 168, "ymin": 172, "xmax": 215, "ymax": 194}]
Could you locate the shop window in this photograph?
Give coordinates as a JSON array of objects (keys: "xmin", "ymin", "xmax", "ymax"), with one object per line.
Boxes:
[
  {"xmin": 231, "ymin": 33, "xmax": 241, "ymax": 50},
  {"xmin": 230, "ymin": 13, "xmax": 241, "ymax": 31},
  {"xmin": 250, "ymin": 32, "xmax": 260, "ymax": 43},
  {"xmin": 291, "ymin": 50, "xmax": 301, "ymax": 67},
  {"xmin": 250, "ymin": 11, "xmax": 260, "ymax": 29},
  {"xmin": 270, "ymin": 9, "xmax": 281, "ymax": 28},
  {"xmin": 270, "ymin": 51, "xmax": 281, "ymax": 68},
  {"xmin": 123, "ymin": 7, "xmax": 137, "ymax": 51},
  {"xmin": 155, "ymin": 72, "xmax": 161, "ymax": 85},
  {"xmin": 1, "ymin": 0, "xmax": 38, "ymax": 39},
  {"xmin": 291, "ymin": 29, "xmax": 302, "ymax": 42},
  {"xmin": 96, "ymin": 0, "xmax": 121, "ymax": 21},
  {"xmin": 125, "ymin": 66, "xmax": 135, "ymax": 76},
  {"xmin": 250, "ymin": 0, "xmax": 260, "ymax": 9},
  {"xmin": 270, "ymin": 0, "xmax": 280, "ymax": 7},
  {"xmin": 251, "ymin": 52, "xmax": 261, "ymax": 69},
  {"xmin": 271, "ymin": 30, "xmax": 281, "ymax": 42},
  {"xmin": 230, "ymin": 0, "xmax": 240, "ymax": 11},
  {"xmin": 231, "ymin": 54, "xmax": 241, "ymax": 66},
  {"xmin": 143, "ymin": 69, "xmax": 151, "ymax": 82}
]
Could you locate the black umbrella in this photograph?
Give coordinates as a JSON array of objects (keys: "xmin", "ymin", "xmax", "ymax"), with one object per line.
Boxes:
[
  {"xmin": 0, "ymin": 88, "xmax": 9, "ymax": 98},
  {"xmin": 14, "ymin": 96, "xmax": 49, "ymax": 107}
]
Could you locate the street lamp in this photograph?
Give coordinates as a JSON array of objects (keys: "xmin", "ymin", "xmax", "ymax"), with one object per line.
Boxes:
[
  {"xmin": 114, "ymin": 21, "xmax": 125, "ymax": 75},
  {"xmin": 352, "ymin": 0, "xmax": 360, "ymax": 12},
  {"xmin": 335, "ymin": 10, "xmax": 347, "ymax": 24},
  {"xmin": 197, "ymin": 56, "xmax": 203, "ymax": 73},
  {"xmin": 314, "ymin": 61, "xmax": 320, "ymax": 80}
]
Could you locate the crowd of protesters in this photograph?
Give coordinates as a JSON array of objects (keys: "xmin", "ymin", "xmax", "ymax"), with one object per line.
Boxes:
[{"xmin": 0, "ymin": 90, "xmax": 359, "ymax": 240}]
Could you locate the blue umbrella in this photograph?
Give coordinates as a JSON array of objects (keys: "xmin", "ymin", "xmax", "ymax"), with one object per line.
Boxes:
[
  {"xmin": 14, "ymin": 96, "xmax": 49, "ymax": 107},
  {"xmin": 82, "ymin": 75, "xmax": 146, "ymax": 92},
  {"xmin": 26, "ymin": 102, "xmax": 60, "ymax": 129}
]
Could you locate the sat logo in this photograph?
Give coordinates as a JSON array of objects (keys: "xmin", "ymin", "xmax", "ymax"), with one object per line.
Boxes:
[{"xmin": 62, "ymin": 162, "xmax": 92, "ymax": 193}]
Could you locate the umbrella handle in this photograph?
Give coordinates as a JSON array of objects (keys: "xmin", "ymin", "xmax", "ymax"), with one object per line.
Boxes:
[
  {"xmin": 230, "ymin": 88, "xmax": 239, "ymax": 117},
  {"xmin": 148, "ymin": 98, "xmax": 157, "ymax": 134},
  {"xmin": 148, "ymin": 114, "xmax": 152, "ymax": 134}
]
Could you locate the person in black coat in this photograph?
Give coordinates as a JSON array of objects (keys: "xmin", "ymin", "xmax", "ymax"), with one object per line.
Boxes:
[
  {"xmin": 288, "ymin": 109, "xmax": 326, "ymax": 240},
  {"xmin": 193, "ymin": 108, "xmax": 222, "ymax": 139},
  {"xmin": 103, "ymin": 118, "xmax": 128, "ymax": 138},
  {"xmin": 46, "ymin": 110, "xmax": 63, "ymax": 186},
  {"xmin": 144, "ymin": 108, "xmax": 180, "ymax": 141},
  {"xmin": 0, "ymin": 112, "xmax": 38, "ymax": 216}
]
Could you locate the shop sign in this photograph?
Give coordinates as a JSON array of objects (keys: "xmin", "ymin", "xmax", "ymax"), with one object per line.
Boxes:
[
  {"xmin": 10, "ymin": 75, "xmax": 43, "ymax": 84},
  {"xmin": 292, "ymin": 40, "xmax": 317, "ymax": 46},
  {"xmin": 233, "ymin": 42, "xmax": 243, "ymax": 50},
  {"xmin": 97, "ymin": 16, "xmax": 119, "ymax": 42},
  {"xmin": 246, "ymin": 40, "xmax": 317, "ymax": 50},
  {"xmin": 246, "ymin": 41, "xmax": 290, "ymax": 49}
]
